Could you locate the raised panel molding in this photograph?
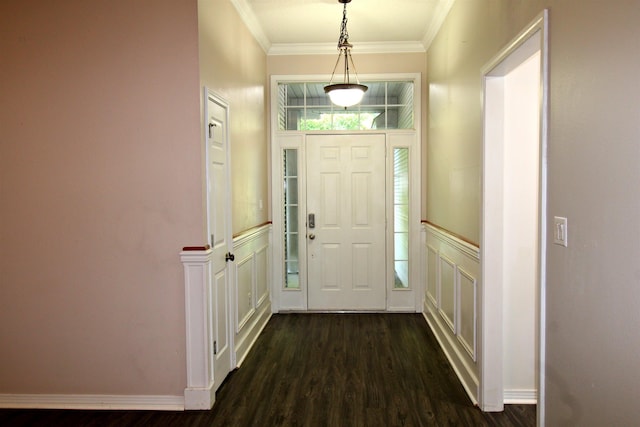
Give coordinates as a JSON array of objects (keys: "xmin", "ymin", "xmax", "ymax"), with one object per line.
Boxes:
[
  {"xmin": 232, "ymin": 224, "xmax": 273, "ymax": 367},
  {"xmin": 457, "ymin": 267, "xmax": 477, "ymax": 361},
  {"xmin": 255, "ymin": 245, "xmax": 269, "ymax": 307},
  {"xmin": 438, "ymin": 255, "xmax": 456, "ymax": 333},
  {"xmin": 426, "ymin": 244, "xmax": 438, "ymax": 306},
  {"xmin": 423, "ymin": 224, "xmax": 480, "ymax": 405},
  {"xmin": 235, "ymin": 254, "xmax": 256, "ymax": 333}
]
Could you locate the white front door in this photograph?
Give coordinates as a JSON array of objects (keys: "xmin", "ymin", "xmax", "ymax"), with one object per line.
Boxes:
[
  {"xmin": 206, "ymin": 92, "xmax": 233, "ymax": 391},
  {"xmin": 306, "ymin": 134, "xmax": 386, "ymax": 310}
]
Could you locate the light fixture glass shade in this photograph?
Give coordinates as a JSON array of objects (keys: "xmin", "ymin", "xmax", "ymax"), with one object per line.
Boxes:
[{"xmin": 324, "ymin": 83, "xmax": 368, "ymax": 108}]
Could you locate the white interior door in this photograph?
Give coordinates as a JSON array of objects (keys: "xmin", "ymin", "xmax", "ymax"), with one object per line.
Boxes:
[
  {"xmin": 206, "ymin": 92, "xmax": 233, "ymax": 391},
  {"xmin": 306, "ymin": 134, "xmax": 386, "ymax": 310}
]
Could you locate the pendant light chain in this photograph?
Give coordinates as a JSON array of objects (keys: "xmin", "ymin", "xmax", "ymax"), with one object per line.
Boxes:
[
  {"xmin": 324, "ymin": 0, "xmax": 368, "ymax": 108},
  {"xmin": 338, "ymin": 2, "xmax": 349, "ymax": 48},
  {"xmin": 328, "ymin": 1, "xmax": 351, "ymax": 86}
]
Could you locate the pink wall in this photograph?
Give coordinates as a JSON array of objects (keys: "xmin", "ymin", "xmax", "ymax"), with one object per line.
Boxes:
[{"xmin": 0, "ymin": 0, "xmax": 202, "ymax": 395}]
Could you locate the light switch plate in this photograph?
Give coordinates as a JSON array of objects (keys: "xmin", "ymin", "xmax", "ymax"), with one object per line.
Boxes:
[{"xmin": 553, "ymin": 216, "xmax": 568, "ymax": 247}]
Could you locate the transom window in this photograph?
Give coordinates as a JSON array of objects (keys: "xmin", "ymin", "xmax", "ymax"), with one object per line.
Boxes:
[{"xmin": 277, "ymin": 81, "xmax": 414, "ymax": 131}]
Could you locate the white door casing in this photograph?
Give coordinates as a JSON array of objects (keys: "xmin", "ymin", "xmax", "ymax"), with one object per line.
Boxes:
[
  {"xmin": 269, "ymin": 74, "xmax": 422, "ymax": 313},
  {"xmin": 306, "ymin": 134, "xmax": 387, "ymax": 310},
  {"xmin": 480, "ymin": 11, "xmax": 548, "ymax": 421},
  {"xmin": 205, "ymin": 91, "xmax": 234, "ymax": 391}
]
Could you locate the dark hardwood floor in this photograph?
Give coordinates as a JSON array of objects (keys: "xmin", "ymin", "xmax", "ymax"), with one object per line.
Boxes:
[{"xmin": 0, "ymin": 313, "xmax": 536, "ymax": 426}]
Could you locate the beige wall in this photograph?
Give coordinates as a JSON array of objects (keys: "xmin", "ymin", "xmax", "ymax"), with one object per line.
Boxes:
[
  {"xmin": 428, "ymin": 0, "xmax": 640, "ymax": 424},
  {"xmin": 199, "ymin": 0, "xmax": 269, "ymax": 236},
  {"xmin": 0, "ymin": 0, "xmax": 202, "ymax": 395},
  {"xmin": 427, "ymin": 0, "xmax": 510, "ymax": 244},
  {"xmin": 268, "ymin": 52, "xmax": 428, "ymax": 216}
]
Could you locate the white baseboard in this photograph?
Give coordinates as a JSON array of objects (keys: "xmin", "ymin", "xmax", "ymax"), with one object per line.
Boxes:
[
  {"xmin": 504, "ymin": 389, "xmax": 537, "ymax": 404},
  {"xmin": 422, "ymin": 310, "xmax": 479, "ymax": 405},
  {"xmin": 236, "ymin": 305, "xmax": 272, "ymax": 367},
  {"xmin": 0, "ymin": 394, "xmax": 184, "ymax": 410},
  {"xmin": 184, "ymin": 384, "xmax": 215, "ymax": 410}
]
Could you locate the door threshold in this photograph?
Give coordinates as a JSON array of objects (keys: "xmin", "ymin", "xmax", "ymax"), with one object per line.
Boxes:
[{"xmin": 278, "ymin": 310, "xmax": 412, "ymax": 314}]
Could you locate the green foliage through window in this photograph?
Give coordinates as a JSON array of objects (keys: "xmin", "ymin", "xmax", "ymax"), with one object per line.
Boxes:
[
  {"xmin": 278, "ymin": 81, "xmax": 414, "ymax": 131},
  {"xmin": 299, "ymin": 113, "xmax": 379, "ymax": 131}
]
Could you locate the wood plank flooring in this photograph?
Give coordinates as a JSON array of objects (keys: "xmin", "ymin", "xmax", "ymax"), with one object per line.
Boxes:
[{"xmin": 0, "ymin": 313, "xmax": 536, "ymax": 426}]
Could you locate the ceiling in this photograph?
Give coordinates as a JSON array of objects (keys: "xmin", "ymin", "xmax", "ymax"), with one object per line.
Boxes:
[{"xmin": 230, "ymin": 0, "xmax": 455, "ymax": 55}]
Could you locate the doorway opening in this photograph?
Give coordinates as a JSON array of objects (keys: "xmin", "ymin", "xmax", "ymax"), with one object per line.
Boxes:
[{"xmin": 481, "ymin": 11, "xmax": 548, "ymax": 422}]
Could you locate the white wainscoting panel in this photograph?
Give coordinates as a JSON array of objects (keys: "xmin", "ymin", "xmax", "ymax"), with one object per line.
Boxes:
[
  {"xmin": 422, "ymin": 223, "xmax": 480, "ymax": 405},
  {"xmin": 256, "ymin": 246, "xmax": 269, "ymax": 307},
  {"xmin": 232, "ymin": 224, "xmax": 273, "ymax": 366},
  {"xmin": 439, "ymin": 255, "xmax": 456, "ymax": 332},
  {"xmin": 457, "ymin": 267, "xmax": 477, "ymax": 361},
  {"xmin": 236, "ymin": 254, "xmax": 256, "ymax": 332},
  {"xmin": 426, "ymin": 245, "xmax": 438, "ymax": 306}
]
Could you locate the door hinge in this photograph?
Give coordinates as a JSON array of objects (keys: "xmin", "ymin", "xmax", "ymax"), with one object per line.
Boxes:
[
  {"xmin": 210, "ymin": 234, "xmax": 215, "ymax": 247},
  {"xmin": 213, "ymin": 340, "xmax": 217, "ymax": 355}
]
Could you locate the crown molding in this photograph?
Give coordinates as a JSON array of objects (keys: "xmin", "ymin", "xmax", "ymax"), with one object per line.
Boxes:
[
  {"xmin": 422, "ymin": 0, "xmax": 456, "ymax": 50},
  {"xmin": 230, "ymin": 0, "xmax": 453, "ymax": 55},
  {"xmin": 230, "ymin": 0, "xmax": 271, "ymax": 54},
  {"xmin": 268, "ymin": 41, "xmax": 426, "ymax": 56}
]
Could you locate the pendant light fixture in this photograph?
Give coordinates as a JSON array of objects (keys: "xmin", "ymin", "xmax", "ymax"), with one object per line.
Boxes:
[{"xmin": 324, "ymin": 0, "xmax": 367, "ymax": 108}]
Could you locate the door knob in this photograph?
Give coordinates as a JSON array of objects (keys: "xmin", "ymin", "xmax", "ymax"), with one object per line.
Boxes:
[
  {"xmin": 308, "ymin": 233, "xmax": 316, "ymax": 240},
  {"xmin": 225, "ymin": 252, "xmax": 235, "ymax": 262}
]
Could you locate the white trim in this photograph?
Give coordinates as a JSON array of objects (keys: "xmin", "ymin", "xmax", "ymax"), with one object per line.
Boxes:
[
  {"xmin": 236, "ymin": 253, "xmax": 257, "ymax": 332},
  {"xmin": 181, "ymin": 89, "xmax": 235, "ymax": 410},
  {"xmin": 387, "ymin": 133, "xmax": 422, "ymax": 312},
  {"xmin": 480, "ymin": 10, "xmax": 548, "ymax": 421},
  {"xmin": 270, "ymin": 73, "xmax": 422, "ymax": 313},
  {"xmin": 229, "ymin": 0, "xmax": 453, "ymax": 55},
  {"xmin": 268, "ymin": 41, "xmax": 426, "ymax": 56},
  {"xmin": 0, "ymin": 394, "xmax": 184, "ymax": 411},
  {"xmin": 423, "ymin": 310, "xmax": 479, "ymax": 405},
  {"xmin": 232, "ymin": 225, "xmax": 273, "ymax": 367},
  {"xmin": 421, "ymin": 0, "xmax": 456, "ymax": 50},
  {"xmin": 504, "ymin": 389, "xmax": 537, "ymax": 405},
  {"xmin": 538, "ymin": 12, "xmax": 550, "ymax": 425},
  {"xmin": 437, "ymin": 254, "xmax": 457, "ymax": 333},
  {"xmin": 424, "ymin": 224, "xmax": 480, "ymax": 404},
  {"xmin": 204, "ymin": 88, "xmax": 236, "ymax": 392},
  {"xmin": 229, "ymin": 0, "xmax": 271, "ymax": 54},
  {"xmin": 425, "ymin": 223, "xmax": 479, "ymax": 260},
  {"xmin": 271, "ymin": 73, "xmax": 421, "ymax": 86},
  {"xmin": 270, "ymin": 135, "xmax": 308, "ymax": 311},
  {"xmin": 180, "ymin": 248, "xmax": 215, "ymax": 410},
  {"xmin": 457, "ymin": 266, "xmax": 477, "ymax": 361},
  {"xmin": 255, "ymin": 244, "xmax": 271, "ymax": 307},
  {"xmin": 235, "ymin": 304, "xmax": 272, "ymax": 367},
  {"xmin": 233, "ymin": 223, "xmax": 272, "ymax": 247},
  {"xmin": 425, "ymin": 244, "xmax": 438, "ymax": 307}
]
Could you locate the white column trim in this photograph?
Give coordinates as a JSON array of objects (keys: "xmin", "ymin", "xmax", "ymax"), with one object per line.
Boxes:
[{"xmin": 180, "ymin": 249, "xmax": 215, "ymax": 410}]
